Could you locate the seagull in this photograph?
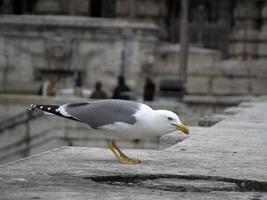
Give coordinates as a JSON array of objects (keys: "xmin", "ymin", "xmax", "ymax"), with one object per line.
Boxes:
[{"xmin": 30, "ymin": 99, "xmax": 189, "ymax": 164}]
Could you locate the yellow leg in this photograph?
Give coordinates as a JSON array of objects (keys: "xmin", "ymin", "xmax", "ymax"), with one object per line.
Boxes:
[
  {"xmin": 112, "ymin": 141, "xmax": 140, "ymax": 163},
  {"xmin": 107, "ymin": 139, "xmax": 140, "ymax": 164}
]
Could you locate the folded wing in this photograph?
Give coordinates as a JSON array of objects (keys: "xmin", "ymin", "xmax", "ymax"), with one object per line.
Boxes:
[{"xmin": 65, "ymin": 100, "xmax": 141, "ymax": 129}]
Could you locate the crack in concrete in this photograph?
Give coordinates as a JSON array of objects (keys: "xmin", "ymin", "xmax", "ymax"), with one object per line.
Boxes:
[{"xmin": 85, "ymin": 174, "xmax": 267, "ymax": 193}]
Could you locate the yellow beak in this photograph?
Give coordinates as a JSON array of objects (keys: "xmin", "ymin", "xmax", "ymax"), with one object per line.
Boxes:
[{"xmin": 173, "ymin": 124, "xmax": 189, "ymax": 135}]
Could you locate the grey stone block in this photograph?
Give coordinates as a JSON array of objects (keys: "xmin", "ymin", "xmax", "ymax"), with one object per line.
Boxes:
[
  {"xmin": 251, "ymin": 79, "xmax": 267, "ymax": 94},
  {"xmin": 186, "ymin": 76, "xmax": 211, "ymax": 94},
  {"xmin": 159, "ymin": 132, "xmax": 188, "ymax": 150},
  {"xmin": 198, "ymin": 114, "xmax": 226, "ymax": 127},
  {"xmin": 211, "ymin": 77, "xmax": 249, "ymax": 95}
]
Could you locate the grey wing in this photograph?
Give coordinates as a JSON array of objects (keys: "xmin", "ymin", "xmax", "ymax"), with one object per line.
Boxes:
[{"xmin": 65, "ymin": 100, "xmax": 141, "ymax": 129}]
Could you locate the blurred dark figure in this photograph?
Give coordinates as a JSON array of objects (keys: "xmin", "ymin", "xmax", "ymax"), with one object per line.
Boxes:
[
  {"xmin": 74, "ymin": 71, "xmax": 83, "ymax": 97},
  {"xmin": 91, "ymin": 81, "xmax": 108, "ymax": 99},
  {"xmin": 112, "ymin": 76, "xmax": 131, "ymax": 100},
  {"xmin": 143, "ymin": 77, "xmax": 156, "ymax": 101}
]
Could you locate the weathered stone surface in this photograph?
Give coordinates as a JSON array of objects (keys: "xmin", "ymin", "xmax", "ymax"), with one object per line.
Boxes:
[
  {"xmin": 157, "ymin": 44, "xmax": 221, "ymax": 77},
  {"xmin": 230, "ymin": 1, "xmax": 260, "ymax": 59},
  {"xmin": 251, "ymin": 79, "xmax": 267, "ymax": 94},
  {"xmin": 0, "ymin": 100, "xmax": 267, "ymax": 199},
  {"xmin": 184, "ymin": 95, "xmax": 256, "ymax": 105},
  {"xmin": 211, "ymin": 77, "xmax": 249, "ymax": 95},
  {"xmin": 198, "ymin": 114, "xmax": 226, "ymax": 127},
  {"xmin": 0, "ymin": 143, "xmax": 266, "ymax": 199},
  {"xmin": 159, "ymin": 132, "xmax": 188, "ymax": 150},
  {"xmin": 186, "ymin": 60, "xmax": 267, "ymax": 95},
  {"xmin": 223, "ymin": 107, "xmax": 243, "ymax": 115},
  {"xmin": 214, "ymin": 101, "xmax": 267, "ymax": 130},
  {"xmin": 186, "ymin": 76, "xmax": 211, "ymax": 94}
]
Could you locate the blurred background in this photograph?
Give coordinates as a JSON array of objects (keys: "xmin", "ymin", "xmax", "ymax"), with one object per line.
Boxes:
[{"xmin": 0, "ymin": 0, "xmax": 266, "ymax": 164}]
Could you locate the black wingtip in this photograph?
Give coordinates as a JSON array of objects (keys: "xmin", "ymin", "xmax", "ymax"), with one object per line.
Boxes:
[
  {"xmin": 29, "ymin": 104, "xmax": 36, "ymax": 111},
  {"xmin": 29, "ymin": 103, "xmax": 80, "ymax": 122}
]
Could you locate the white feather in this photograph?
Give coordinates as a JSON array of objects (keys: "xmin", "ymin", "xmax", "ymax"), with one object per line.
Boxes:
[{"xmin": 55, "ymin": 104, "xmax": 72, "ymax": 117}]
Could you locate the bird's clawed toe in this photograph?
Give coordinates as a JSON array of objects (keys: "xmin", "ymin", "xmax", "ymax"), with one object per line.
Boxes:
[
  {"xmin": 118, "ymin": 156, "xmax": 141, "ymax": 165},
  {"xmin": 107, "ymin": 139, "xmax": 141, "ymax": 165}
]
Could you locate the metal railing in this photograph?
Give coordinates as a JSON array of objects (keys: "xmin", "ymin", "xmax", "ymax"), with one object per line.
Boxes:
[
  {"xmin": 0, "ymin": 109, "xmax": 44, "ymax": 162},
  {"xmin": 0, "ymin": 110, "xmax": 43, "ymax": 133}
]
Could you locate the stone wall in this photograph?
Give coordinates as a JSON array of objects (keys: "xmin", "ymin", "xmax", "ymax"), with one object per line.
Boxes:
[
  {"xmin": 116, "ymin": 0, "xmax": 167, "ymax": 37},
  {"xmin": 187, "ymin": 60, "xmax": 267, "ymax": 95},
  {"xmin": 229, "ymin": 1, "xmax": 260, "ymax": 59},
  {"xmin": 0, "ymin": 15, "xmax": 159, "ymax": 94},
  {"xmin": 229, "ymin": 0, "xmax": 267, "ymax": 60},
  {"xmin": 157, "ymin": 43, "xmax": 267, "ymax": 96},
  {"xmin": 155, "ymin": 44, "xmax": 221, "ymax": 78}
]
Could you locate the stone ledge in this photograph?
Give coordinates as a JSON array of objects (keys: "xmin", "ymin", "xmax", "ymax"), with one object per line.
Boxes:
[
  {"xmin": 184, "ymin": 95, "xmax": 255, "ymax": 105},
  {"xmin": 0, "ymin": 15, "xmax": 159, "ymax": 31},
  {"xmin": 0, "ymin": 145, "xmax": 266, "ymax": 199}
]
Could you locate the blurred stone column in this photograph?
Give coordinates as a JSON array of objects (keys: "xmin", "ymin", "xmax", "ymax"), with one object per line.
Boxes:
[
  {"xmin": 258, "ymin": 0, "xmax": 267, "ymax": 59},
  {"xmin": 229, "ymin": 0, "xmax": 260, "ymax": 60},
  {"xmin": 179, "ymin": 0, "xmax": 188, "ymax": 85}
]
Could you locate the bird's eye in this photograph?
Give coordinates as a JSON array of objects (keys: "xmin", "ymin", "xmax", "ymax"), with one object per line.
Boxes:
[{"xmin": 167, "ymin": 117, "xmax": 173, "ymax": 121}]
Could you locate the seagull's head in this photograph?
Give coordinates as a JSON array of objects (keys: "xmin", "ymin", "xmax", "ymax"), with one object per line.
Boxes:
[{"xmin": 153, "ymin": 110, "xmax": 189, "ymax": 136}]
